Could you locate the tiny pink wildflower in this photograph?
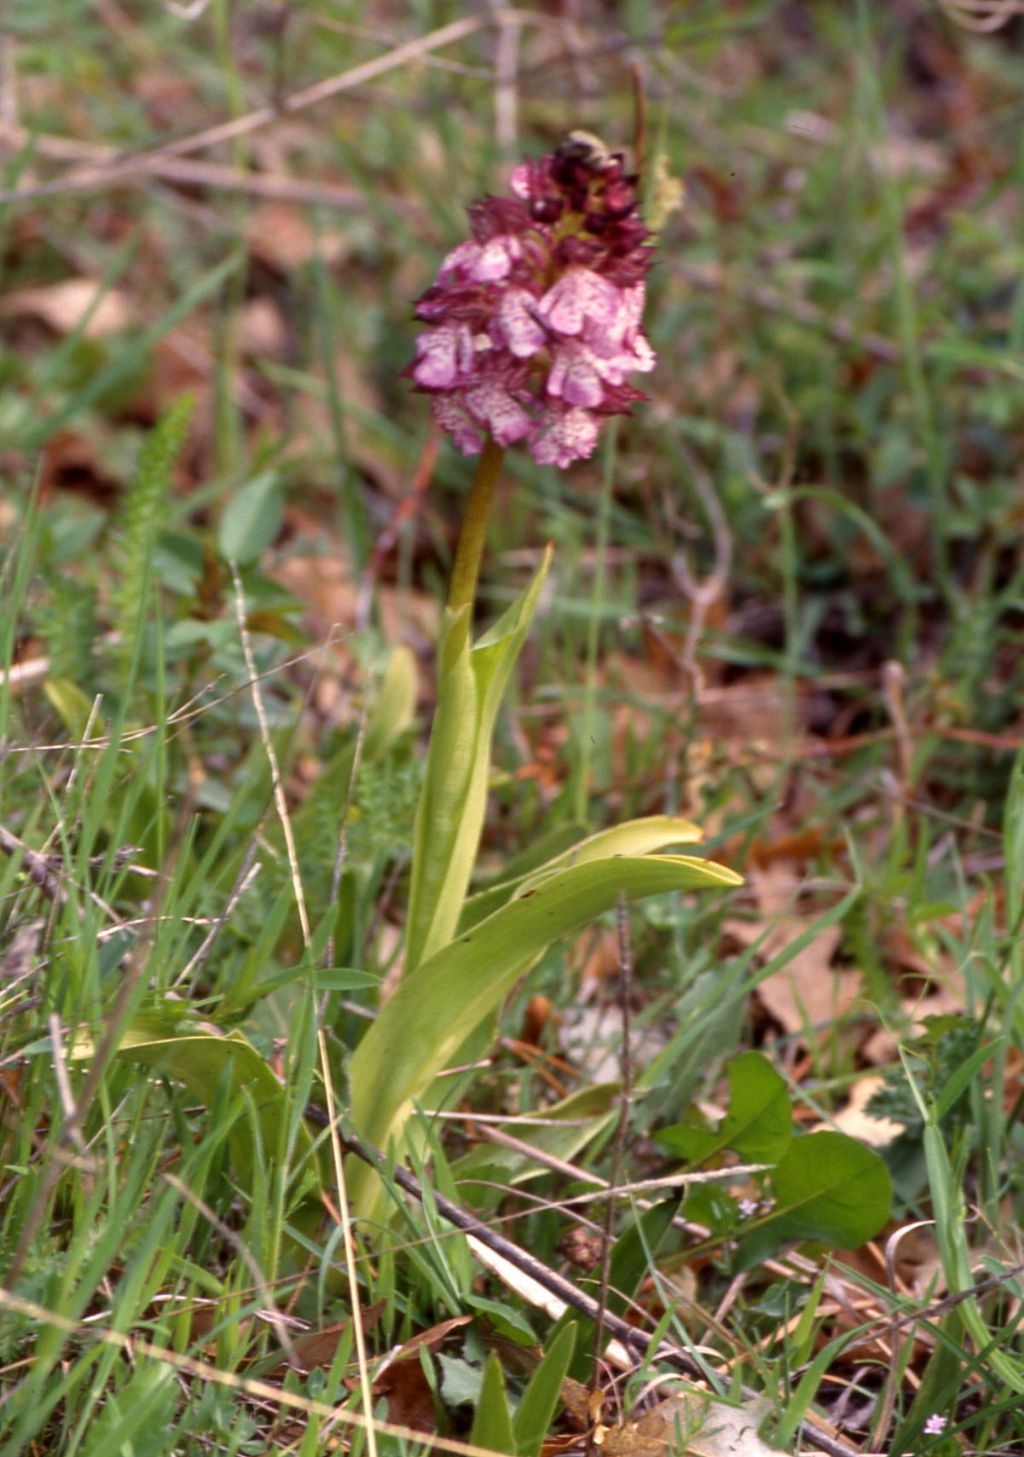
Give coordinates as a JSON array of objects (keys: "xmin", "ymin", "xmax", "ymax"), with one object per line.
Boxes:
[
  {"xmin": 923, "ymin": 1414, "xmax": 947, "ymax": 1436},
  {"xmin": 408, "ymin": 133, "xmax": 656, "ymax": 468}
]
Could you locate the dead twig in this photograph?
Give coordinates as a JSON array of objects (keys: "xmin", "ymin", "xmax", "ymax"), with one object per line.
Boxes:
[
  {"xmin": 330, "ymin": 1124, "xmax": 863, "ymax": 1457},
  {"xmin": 0, "ymin": 14, "xmax": 551, "ymax": 207},
  {"xmin": 586, "ymin": 895, "xmax": 635, "ymax": 1444}
]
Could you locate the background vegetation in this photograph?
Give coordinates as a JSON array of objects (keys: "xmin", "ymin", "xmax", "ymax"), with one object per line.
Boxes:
[{"xmin": 2, "ymin": 2, "xmax": 1024, "ymax": 1454}]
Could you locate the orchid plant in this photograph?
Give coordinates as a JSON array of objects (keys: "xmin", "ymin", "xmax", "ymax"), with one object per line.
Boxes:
[{"xmin": 345, "ymin": 136, "xmax": 740, "ymax": 1218}]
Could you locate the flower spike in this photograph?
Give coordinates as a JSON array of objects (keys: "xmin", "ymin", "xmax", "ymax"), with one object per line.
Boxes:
[{"xmin": 408, "ymin": 134, "xmax": 656, "ymax": 468}]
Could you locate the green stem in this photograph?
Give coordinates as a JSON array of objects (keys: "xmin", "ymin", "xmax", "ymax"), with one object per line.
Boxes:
[
  {"xmin": 574, "ymin": 421, "xmax": 618, "ymax": 821},
  {"xmin": 448, "ymin": 436, "xmax": 505, "ymax": 615}
]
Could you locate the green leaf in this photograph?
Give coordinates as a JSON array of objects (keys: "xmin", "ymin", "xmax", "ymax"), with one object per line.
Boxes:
[
  {"xmin": 310, "ymin": 968, "xmax": 382, "ymax": 992},
  {"xmin": 451, "ymin": 1082, "xmax": 620, "ymax": 1196},
  {"xmin": 457, "ymin": 816, "xmax": 700, "ymax": 935},
  {"xmin": 465, "ymin": 1295, "xmax": 535, "ymax": 1345},
  {"xmin": 71, "ymin": 1015, "xmax": 321, "ymax": 1205},
  {"xmin": 43, "ymin": 676, "xmax": 97, "ymax": 739},
  {"xmin": 459, "ymin": 821, "xmax": 590, "ymax": 932},
  {"xmin": 347, "ymin": 851, "xmax": 740, "ymax": 1218},
  {"xmin": 514, "ymin": 1325, "xmax": 576, "ymax": 1457},
  {"xmin": 518, "ymin": 815, "xmax": 705, "ymax": 890},
  {"xmin": 739, "ymin": 1131, "xmax": 891, "ymax": 1262},
  {"xmin": 404, "ymin": 550, "xmax": 552, "ymax": 974},
  {"xmin": 657, "ymin": 1051, "xmax": 791, "ymax": 1165},
  {"xmin": 933, "ymin": 1038, "xmax": 1001, "ymax": 1122},
  {"xmin": 469, "ymin": 1354, "xmax": 516, "ymax": 1456},
  {"xmin": 218, "ymin": 472, "xmax": 284, "ymax": 564},
  {"xmin": 365, "ymin": 644, "xmax": 418, "ymax": 755}
]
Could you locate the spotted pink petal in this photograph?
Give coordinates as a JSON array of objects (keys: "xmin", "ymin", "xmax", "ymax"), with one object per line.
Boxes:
[
  {"xmin": 530, "ymin": 407, "xmax": 601, "ymax": 468},
  {"xmin": 628, "ymin": 331, "xmax": 656, "ymax": 373},
  {"xmin": 538, "ymin": 268, "xmax": 620, "ymax": 338},
  {"xmin": 412, "ymin": 323, "xmax": 472, "ymax": 389},
  {"xmin": 432, "ymin": 396, "xmax": 485, "ymax": 454},
  {"xmin": 438, "ymin": 240, "xmax": 482, "ymax": 283},
  {"xmin": 474, "ymin": 236, "xmax": 521, "ymax": 282},
  {"xmin": 464, "ymin": 379, "xmax": 534, "ymax": 446},
  {"xmin": 495, "ymin": 287, "xmax": 548, "ymax": 358},
  {"xmin": 508, "ymin": 163, "xmax": 531, "ymax": 199},
  {"xmin": 547, "ymin": 345, "xmax": 604, "ymax": 408}
]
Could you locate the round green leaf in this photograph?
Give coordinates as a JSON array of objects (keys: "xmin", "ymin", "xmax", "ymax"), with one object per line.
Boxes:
[
  {"xmin": 757, "ymin": 1130, "xmax": 892, "ymax": 1252},
  {"xmin": 218, "ymin": 472, "xmax": 284, "ymax": 564}
]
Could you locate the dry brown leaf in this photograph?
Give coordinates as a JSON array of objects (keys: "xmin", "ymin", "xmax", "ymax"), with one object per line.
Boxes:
[
  {"xmin": 602, "ymin": 1393, "xmax": 788, "ymax": 1457},
  {"xmin": 2, "ymin": 278, "xmax": 130, "ymax": 338},
  {"xmin": 861, "ymin": 981, "xmax": 967, "ymax": 1065},
  {"xmin": 726, "ymin": 865, "xmax": 861, "ymax": 1038},
  {"xmin": 372, "ymin": 1354, "xmax": 437, "ymax": 1433},
  {"xmin": 39, "ymin": 429, "xmax": 122, "ymax": 501},
  {"xmin": 891, "ymin": 1224, "xmax": 945, "ymax": 1299},
  {"xmin": 814, "ymin": 1074, "xmax": 904, "ymax": 1148},
  {"xmin": 246, "ymin": 200, "xmax": 348, "ymax": 272},
  {"xmin": 273, "ymin": 551, "xmax": 358, "ymax": 636},
  {"xmin": 265, "ymin": 1299, "xmax": 386, "ymax": 1374},
  {"xmin": 240, "ymin": 296, "xmax": 290, "ymax": 359}
]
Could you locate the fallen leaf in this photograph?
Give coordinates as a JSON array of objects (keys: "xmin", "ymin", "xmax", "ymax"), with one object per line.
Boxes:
[
  {"xmin": 274, "ymin": 1299, "xmax": 386, "ymax": 1373},
  {"xmin": 240, "ymin": 296, "xmax": 290, "ymax": 359},
  {"xmin": 603, "ymin": 1393, "xmax": 788, "ymax": 1457},
  {"xmin": 815, "ymin": 1074, "xmax": 904, "ymax": 1148},
  {"xmin": 2, "ymin": 278, "xmax": 130, "ymax": 338},
  {"xmin": 725, "ymin": 866, "xmax": 861, "ymax": 1039}
]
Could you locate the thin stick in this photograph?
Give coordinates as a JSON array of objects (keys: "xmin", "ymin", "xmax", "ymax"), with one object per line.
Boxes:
[
  {"xmin": 324, "ymin": 700, "xmax": 368, "ymax": 969},
  {"xmin": 586, "ymin": 895, "xmax": 635, "ymax": 1444},
  {"xmin": 229, "ymin": 563, "xmax": 377, "ymax": 1457},
  {"xmin": 0, "ymin": 825, "xmax": 64, "ymax": 901},
  {"xmin": 229, "ymin": 563, "xmax": 310, "ymax": 947},
  {"xmin": 0, "ymin": 17, "xmax": 491, "ymax": 203},
  {"xmin": 176, "ymin": 844, "xmax": 261, "ymax": 989},
  {"xmin": 336, "ymin": 1124, "xmax": 705, "ymax": 1379}
]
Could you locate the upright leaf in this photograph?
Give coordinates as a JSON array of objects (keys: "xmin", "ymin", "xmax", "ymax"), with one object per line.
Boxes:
[
  {"xmin": 404, "ymin": 550, "xmax": 551, "ymax": 975},
  {"xmin": 469, "ymin": 1354, "xmax": 515, "ymax": 1456},
  {"xmin": 514, "ymin": 1325, "xmax": 576, "ymax": 1457}
]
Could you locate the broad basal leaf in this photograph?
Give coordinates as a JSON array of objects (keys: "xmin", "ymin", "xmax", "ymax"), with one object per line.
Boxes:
[{"xmin": 348, "ymin": 852, "xmax": 741, "ymax": 1218}]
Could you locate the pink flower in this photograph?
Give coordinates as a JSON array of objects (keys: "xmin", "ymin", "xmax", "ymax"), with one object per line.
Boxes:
[
  {"xmin": 923, "ymin": 1414, "xmax": 947, "ymax": 1436},
  {"xmin": 537, "ymin": 266, "xmax": 621, "ymax": 337},
  {"xmin": 407, "ymin": 134, "xmax": 656, "ymax": 468},
  {"xmin": 531, "ymin": 407, "xmax": 600, "ymax": 468},
  {"xmin": 411, "ymin": 322, "xmax": 475, "ymax": 390}
]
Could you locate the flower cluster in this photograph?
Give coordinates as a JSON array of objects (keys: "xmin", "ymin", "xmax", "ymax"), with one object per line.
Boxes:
[{"xmin": 409, "ymin": 134, "xmax": 656, "ymax": 468}]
